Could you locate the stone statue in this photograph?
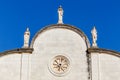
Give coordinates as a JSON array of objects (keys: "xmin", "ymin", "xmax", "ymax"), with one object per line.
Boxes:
[
  {"xmin": 91, "ymin": 27, "xmax": 97, "ymax": 47},
  {"xmin": 23, "ymin": 28, "xmax": 30, "ymax": 48},
  {"xmin": 58, "ymin": 5, "xmax": 64, "ymax": 24}
]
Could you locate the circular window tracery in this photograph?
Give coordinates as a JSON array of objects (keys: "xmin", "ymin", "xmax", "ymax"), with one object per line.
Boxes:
[{"xmin": 49, "ymin": 55, "xmax": 70, "ymax": 76}]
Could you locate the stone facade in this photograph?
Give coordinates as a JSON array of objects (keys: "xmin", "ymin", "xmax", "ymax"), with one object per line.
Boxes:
[{"xmin": 0, "ymin": 24, "xmax": 120, "ymax": 80}]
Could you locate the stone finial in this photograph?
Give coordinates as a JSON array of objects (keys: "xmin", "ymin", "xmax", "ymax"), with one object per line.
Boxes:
[
  {"xmin": 91, "ymin": 26, "xmax": 98, "ymax": 47},
  {"xmin": 23, "ymin": 28, "xmax": 30, "ymax": 48},
  {"xmin": 57, "ymin": 5, "xmax": 64, "ymax": 24}
]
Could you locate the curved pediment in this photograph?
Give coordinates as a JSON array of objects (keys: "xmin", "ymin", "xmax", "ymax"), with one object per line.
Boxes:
[{"xmin": 30, "ymin": 24, "xmax": 90, "ymax": 48}]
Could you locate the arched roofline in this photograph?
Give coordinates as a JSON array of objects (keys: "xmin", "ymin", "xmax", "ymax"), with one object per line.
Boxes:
[
  {"xmin": 87, "ymin": 48, "xmax": 120, "ymax": 58},
  {"xmin": 30, "ymin": 24, "xmax": 90, "ymax": 48},
  {"xmin": 0, "ymin": 48, "xmax": 33, "ymax": 57}
]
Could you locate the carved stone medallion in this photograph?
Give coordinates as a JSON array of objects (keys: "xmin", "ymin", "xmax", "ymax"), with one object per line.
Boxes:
[{"xmin": 49, "ymin": 55, "xmax": 70, "ymax": 76}]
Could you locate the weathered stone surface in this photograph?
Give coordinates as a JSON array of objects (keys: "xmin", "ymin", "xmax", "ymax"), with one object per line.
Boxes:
[
  {"xmin": 30, "ymin": 27, "xmax": 89, "ymax": 80},
  {"xmin": 0, "ymin": 25, "xmax": 120, "ymax": 80}
]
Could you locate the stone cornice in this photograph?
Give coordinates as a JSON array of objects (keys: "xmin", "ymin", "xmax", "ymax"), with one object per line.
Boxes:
[
  {"xmin": 87, "ymin": 48, "xmax": 120, "ymax": 57},
  {"xmin": 0, "ymin": 48, "xmax": 33, "ymax": 57}
]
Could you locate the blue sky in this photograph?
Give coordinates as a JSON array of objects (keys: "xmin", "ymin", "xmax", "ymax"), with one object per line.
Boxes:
[{"xmin": 0, "ymin": 0, "xmax": 120, "ymax": 52}]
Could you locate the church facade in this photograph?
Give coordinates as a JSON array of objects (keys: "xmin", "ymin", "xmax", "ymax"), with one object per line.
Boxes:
[{"xmin": 0, "ymin": 6, "xmax": 120, "ymax": 80}]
